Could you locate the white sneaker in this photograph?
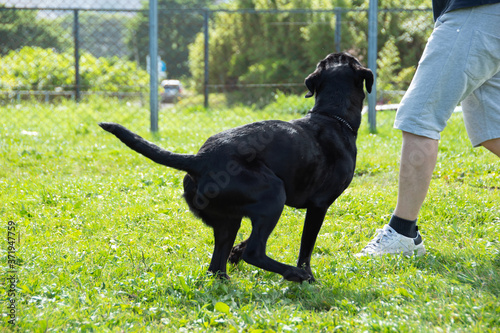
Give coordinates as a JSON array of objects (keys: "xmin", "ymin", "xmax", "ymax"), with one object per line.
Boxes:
[{"xmin": 356, "ymin": 225, "xmax": 426, "ymax": 257}]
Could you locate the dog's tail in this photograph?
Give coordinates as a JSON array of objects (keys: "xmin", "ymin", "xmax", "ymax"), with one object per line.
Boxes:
[{"xmin": 99, "ymin": 122, "xmax": 201, "ymax": 175}]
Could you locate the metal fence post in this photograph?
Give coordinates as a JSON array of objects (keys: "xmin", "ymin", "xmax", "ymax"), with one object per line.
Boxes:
[
  {"xmin": 73, "ymin": 9, "xmax": 80, "ymax": 102},
  {"xmin": 149, "ymin": 0, "xmax": 159, "ymax": 132},
  {"xmin": 203, "ymin": 9, "xmax": 209, "ymax": 108},
  {"xmin": 334, "ymin": 8, "xmax": 342, "ymax": 53},
  {"xmin": 367, "ymin": 0, "xmax": 378, "ymax": 133}
]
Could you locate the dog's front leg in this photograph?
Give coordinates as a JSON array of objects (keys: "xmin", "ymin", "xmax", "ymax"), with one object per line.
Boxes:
[{"xmin": 297, "ymin": 206, "xmax": 328, "ymax": 283}]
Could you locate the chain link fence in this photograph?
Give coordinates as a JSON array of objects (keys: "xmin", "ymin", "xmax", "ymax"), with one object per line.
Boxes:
[
  {"xmin": 1, "ymin": 1, "xmax": 147, "ymax": 103},
  {"xmin": 0, "ymin": 1, "xmax": 433, "ymax": 132}
]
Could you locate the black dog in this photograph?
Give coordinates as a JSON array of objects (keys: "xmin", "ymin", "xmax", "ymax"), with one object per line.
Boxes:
[{"xmin": 99, "ymin": 52, "xmax": 373, "ymax": 283}]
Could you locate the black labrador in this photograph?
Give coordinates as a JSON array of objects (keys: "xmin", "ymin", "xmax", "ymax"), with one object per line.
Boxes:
[{"xmin": 99, "ymin": 52, "xmax": 373, "ymax": 283}]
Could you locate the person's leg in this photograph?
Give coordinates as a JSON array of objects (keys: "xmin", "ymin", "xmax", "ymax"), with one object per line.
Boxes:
[
  {"xmin": 357, "ymin": 3, "xmax": 500, "ymax": 256},
  {"xmin": 355, "ymin": 132, "xmax": 435, "ymax": 257},
  {"xmin": 481, "ymin": 139, "xmax": 500, "ymax": 157},
  {"xmin": 394, "ymin": 132, "xmax": 439, "ymax": 221},
  {"xmin": 356, "ymin": 12, "xmax": 460, "ymax": 257},
  {"xmin": 462, "ymin": 69, "xmax": 500, "ymax": 157}
]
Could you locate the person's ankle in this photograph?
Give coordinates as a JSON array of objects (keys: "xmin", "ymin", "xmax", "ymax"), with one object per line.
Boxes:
[{"xmin": 388, "ymin": 215, "xmax": 418, "ymax": 238}]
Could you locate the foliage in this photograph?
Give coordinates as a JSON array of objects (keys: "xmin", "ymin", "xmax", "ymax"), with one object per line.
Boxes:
[
  {"xmin": 0, "ymin": 6, "xmax": 69, "ymax": 55},
  {"xmin": 0, "ymin": 97, "xmax": 498, "ymax": 331},
  {"xmin": 128, "ymin": 0, "xmax": 214, "ymax": 79},
  {"xmin": 57, "ymin": 11, "xmax": 135, "ymax": 58},
  {"xmin": 189, "ymin": 0, "xmax": 433, "ymax": 101},
  {"xmin": 1, "ymin": 1, "xmax": 435, "ymax": 102},
  {"xmin": 0, "ymin": 46, "xmax": 149, "ymax": 92},
  {"xmin": 189, "ymin": 0, "xmax": 337, "ymax": 95},
  {"xmin": 376, "ymin": 36, "xmax": 408, "ymax": 92},
  {"xmin": 262, "ymin": 91, "xmax": 313, "ymax": 115}
]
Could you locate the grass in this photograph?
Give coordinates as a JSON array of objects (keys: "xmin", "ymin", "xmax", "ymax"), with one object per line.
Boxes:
[{"xmin": 0, "ymin": 96, "xmax": 499, "ymax": 332}]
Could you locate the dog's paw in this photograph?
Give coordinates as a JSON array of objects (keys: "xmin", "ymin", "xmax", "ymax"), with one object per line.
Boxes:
[
  {"xmin": 283, "ymin": 268, "xmax": 315, "ymax": 283},
  {"xmin": 207, "ymin": 270, "xmax": 230, "ymax": 281},
  {"xmin": 297, "ymin": 264, "xmax": 316, "ymax": 283},
  {"xmin": 228, "ymin": 240, "xmax": 248, "ymax": 265},
  {"xmin": 228, "ymin": 249, "xmax": 242, "ymax": 265},
  {"xmin": 306, "ymin": 275, "xmax": 316, "ymax": 284}
]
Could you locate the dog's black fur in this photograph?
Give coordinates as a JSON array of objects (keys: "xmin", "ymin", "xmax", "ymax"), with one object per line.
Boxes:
[{"xmin": 99, "ymin": 52, "xmax": 373, "ymax": 283}]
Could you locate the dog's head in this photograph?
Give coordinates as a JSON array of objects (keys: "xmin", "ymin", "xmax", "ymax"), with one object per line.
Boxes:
[{"xmin": 304, "ymin": 52, "xmax": 374, "ymax": 100}]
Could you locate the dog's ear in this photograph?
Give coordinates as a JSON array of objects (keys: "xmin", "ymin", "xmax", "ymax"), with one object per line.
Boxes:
[
  {"xmin": 359, "ymin": 67, "xmax": 374, "ymax": 94},
  {"xmin": 304, "ymin": 72, "xmax": 319, "ymax": 98}
]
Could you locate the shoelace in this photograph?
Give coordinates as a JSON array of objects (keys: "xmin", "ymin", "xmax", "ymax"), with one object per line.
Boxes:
[{"xmin": 362, "ymin": 227, "xmax": 396, "ymax": 251}]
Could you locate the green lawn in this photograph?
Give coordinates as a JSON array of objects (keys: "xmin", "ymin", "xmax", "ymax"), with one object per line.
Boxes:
[{"xmin": 1, "ymin": 97, "xmax": 499, "ymax": 332}]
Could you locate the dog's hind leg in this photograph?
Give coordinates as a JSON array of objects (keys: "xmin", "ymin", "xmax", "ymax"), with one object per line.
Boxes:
[
  {"xmin": 241, "ymin": 177, "xmax": 313, "ymax": 283},
  {"xmin": 296, "ymin": 206, "xmax": 329, "ymax": 283},
  {"xmin": 207, "ymin": 218, "xmax": 241, "ymax": 280}
]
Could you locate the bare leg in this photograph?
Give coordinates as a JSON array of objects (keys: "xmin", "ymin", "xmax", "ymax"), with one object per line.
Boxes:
[
  {"xmin": 357, "ymin": 131, "xmax": 437, "ymax": 256},
  {"xmin": 358, "ymin": 132, "xmax": 497, "ymax": 257},
  {"xmin": 394, "ymin": 131, "xmax": 439, "ymax": 221},
  {"xmin": 481, "ymin": 138, "xmax": 500, "ymax": 157}
]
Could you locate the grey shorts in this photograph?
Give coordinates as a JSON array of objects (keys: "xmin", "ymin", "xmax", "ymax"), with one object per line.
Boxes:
[{"xmin": 394, "ymin": 2, "xmax": 500, "ymax": 147}]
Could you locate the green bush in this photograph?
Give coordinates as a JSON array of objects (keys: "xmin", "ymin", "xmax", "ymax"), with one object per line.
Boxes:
[
  {"xmin": 262, "ymin": 91, "xmax": 314, "ymax": 115},
  {"xmin": 189, "ymin": 0, "xmax": 433, "ymax": 103},
  {"xmin": 0, "ymin": 46, "xmax": 149, "ymax": 92}
]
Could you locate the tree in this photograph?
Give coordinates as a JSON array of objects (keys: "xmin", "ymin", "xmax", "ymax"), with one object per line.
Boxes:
[
  {"xmin": 188, "ymin": 0, "xmax": 434, "ymax": 103},
  {"xmin": 189, "ymin": 0, "xmax": 356, "ymax": 97},
  {"xmin": 127, "ymin": 0, "xmax": 213, "ymax": 79},
  {"xmin": 0, "ymin": 6, "xmax": 68, "ymax": 55},
  {"xmin": 57, "ymin": 12, "xmax": 134, "ymax": 58}
]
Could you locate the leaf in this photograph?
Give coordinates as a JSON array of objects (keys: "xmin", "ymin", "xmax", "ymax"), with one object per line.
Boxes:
[
  {"xmin": 19, "ymin": 284, "xmax": 32, "ymax": 294},
  {"xmin": 215, "ymin": 301, "xmax": 230, "ymax": 315},
  {"xmin": 396, "ymin": 287, "xmax": 413, "ymax": 298},
  {"xmin": 178, "ymin": 276, "xmax": 190, "ymax": 293}
]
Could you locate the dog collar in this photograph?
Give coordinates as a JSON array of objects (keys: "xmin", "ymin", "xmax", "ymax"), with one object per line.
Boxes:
[{"xmin": 308, "ymin": 111, "xmax": 355, "ymax": 134}]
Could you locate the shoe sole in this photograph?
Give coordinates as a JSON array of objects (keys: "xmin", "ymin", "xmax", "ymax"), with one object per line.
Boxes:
[
  {"xmin": 357, "ymin": 245, "xmax": 426, "ymax": 257},
  {"xmin": 403, "ymin": 245, "xmax": 426, "ymax": 257}
]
